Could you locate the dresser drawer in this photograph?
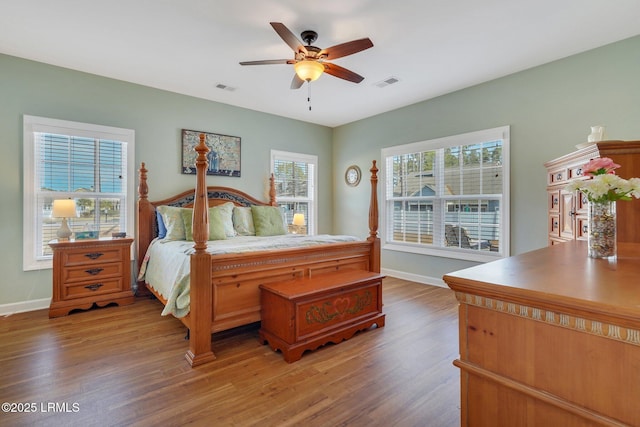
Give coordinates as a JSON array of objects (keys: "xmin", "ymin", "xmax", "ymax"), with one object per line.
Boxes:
[
  {"xmin": 62, "ymin": 262, "xmax": 124, "ymax": 283},
  {"xmin": 63, "ymin": 278, "xmax": 123, "ymax": 299},
  {"xmin": 548, "ymin": 169, "xmax": 566, "ymax": 185},
  {"xmin": 62, "ymin": 246, "xmax": 126, "ymax": 266},
  {"xmin": 567, "ymin": 164, "xmax": 585, "ymax": 181}
]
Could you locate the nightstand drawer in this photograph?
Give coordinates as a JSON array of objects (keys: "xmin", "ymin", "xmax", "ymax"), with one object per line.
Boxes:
[
  {"xmin": 64, "ymin": 278, "xmax": 123, "ymax": 299},
  {"xmin": 63, "ymin": 247, "xmax": 126, "ymax": 266},
  {"xmin": 62, "ymin": 262, "xmax": 124, "ymax": 283}
]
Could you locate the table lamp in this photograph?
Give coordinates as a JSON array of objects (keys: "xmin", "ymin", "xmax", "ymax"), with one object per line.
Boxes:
[
  {"xmin": 52, "ymin": 199, "xmax": 77, "ymax": 240},
  {"xmin": 292, "ymin": 213, "xmax": 305, "ymax": 234}
]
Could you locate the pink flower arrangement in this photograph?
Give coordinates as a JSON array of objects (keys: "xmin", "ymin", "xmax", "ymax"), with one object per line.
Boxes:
[
  {"xmin": 581, "ymin": 157, "xmax": 620, "ymax": 176},
  {"xmin": 565, "ymin": 157, "xmax": 640, "ymax": 203}
]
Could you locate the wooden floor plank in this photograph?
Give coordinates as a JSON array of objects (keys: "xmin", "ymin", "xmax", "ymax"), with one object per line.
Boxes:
[{"xmin": 0, "ymin": 277, "xmax": 460, "ymax": 426}]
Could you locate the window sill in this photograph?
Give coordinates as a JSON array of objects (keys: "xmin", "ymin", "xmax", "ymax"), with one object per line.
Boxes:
[{"xmin": 383, "ymin": 241, "xmax": 504, "ymax": 263}]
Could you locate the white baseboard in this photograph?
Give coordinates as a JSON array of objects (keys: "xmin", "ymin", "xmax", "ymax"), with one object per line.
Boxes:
[
  {"xmin": 380, "ymin": 267, "xmax": 448, "ymax": 289},
  {"xmin": 0, "ymin": 298, "xmax": 50, "ymax": 316}
]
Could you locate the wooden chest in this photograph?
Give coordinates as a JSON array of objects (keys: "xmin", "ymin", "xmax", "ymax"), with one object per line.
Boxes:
[{"xmin": 259, "ymin": 270, "xmax": 385, "ymax": 362}]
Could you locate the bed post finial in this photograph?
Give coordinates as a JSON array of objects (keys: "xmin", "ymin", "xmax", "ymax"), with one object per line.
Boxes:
[
  {"xmin": 138, "ymin": 162, "xmax": 148, "ymax": 200},
  {"xmin": 368, "ymin": 160, "xmax": 379, "ymax": 240},
  {"xmin": 136, "ymin": 161, "xmax": 153, "ymax": 296},
  {"xmin": 368, "ymin": 160, "xmax": 380, "ymax": 273},
  {"xmin": 269, "ymin": 173, "xmax": 276, "ymax": 206},
  {"xmin": 192, "ymin": 134, "xmax": 210, "ymax": 253}
]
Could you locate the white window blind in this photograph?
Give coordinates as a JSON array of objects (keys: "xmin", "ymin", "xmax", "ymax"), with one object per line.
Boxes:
[
  {"xmin": 271, "ymin": 150, "xmax": 317, "ymax": 234},
  {"xmin": 382, "ymin": 126, "xmax": 510, "ymax": 262},
  {"xmin": 23, "ymin": 116, "xmax": 135, "ymax": 270}
]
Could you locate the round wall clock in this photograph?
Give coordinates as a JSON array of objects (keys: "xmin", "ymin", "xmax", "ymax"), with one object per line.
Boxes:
[{"xmin": 345, "ymin": 165, "xmax": 361, "ymax": 187}]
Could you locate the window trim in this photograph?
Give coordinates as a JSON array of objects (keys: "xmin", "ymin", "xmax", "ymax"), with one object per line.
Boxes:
[
  {"xmin": 381, "ymin": 126, "xmax": 510, "ymax": 262},
  {"xmin": 270, "ymin": 150, "xmax": 317, "ymax": 235},
  {"xmin": 23, "ymin": 115, "xmax": 135, "ymax": 271}
]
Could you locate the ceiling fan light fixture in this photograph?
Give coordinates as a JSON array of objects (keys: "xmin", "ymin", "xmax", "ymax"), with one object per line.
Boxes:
[{"xmin": 294, "ymin": 60, "xmax": 324, "ymax": 82}]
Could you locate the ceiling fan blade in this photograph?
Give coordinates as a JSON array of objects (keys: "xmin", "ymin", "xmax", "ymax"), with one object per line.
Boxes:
[
  {"xmin": 323, "ymin": 63, "xmax": 365, "ymax": 83},
  {"xmin": 239, "ymin": 59, "xmax": 292, "ymax": 66},
  {"xmin": 319, "ymin": 38, "xmax": 373, "ymax": 60},
  {"xmin": 290, "ymin": 74, "xmax": 305, "ymax": 90},
  {"xmin": 270, "ymin": 22, "xmax": 308, "ymax": 55}
]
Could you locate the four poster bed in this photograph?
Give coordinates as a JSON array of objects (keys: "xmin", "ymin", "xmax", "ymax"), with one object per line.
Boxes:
[{"xmin": 137, "ymin": 134, "xmax": 380, "ymax": 366}]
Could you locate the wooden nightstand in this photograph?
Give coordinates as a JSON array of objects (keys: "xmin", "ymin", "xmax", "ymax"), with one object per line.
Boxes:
[{"xmin": 48, "ymin": 237, "xmax": 134, "ymax": 318}]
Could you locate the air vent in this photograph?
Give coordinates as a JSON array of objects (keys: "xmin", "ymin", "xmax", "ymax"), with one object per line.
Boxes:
[
  {"xmin": 215, "ymin": 83, "xmax": 236, "ymax": 92},
  {"xmin": 375, "ymin": 77, "xmax": 400, "ymax": 88}
]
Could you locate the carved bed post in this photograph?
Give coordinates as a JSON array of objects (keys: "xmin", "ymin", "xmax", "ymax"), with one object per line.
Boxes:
[
  {"xmin": 136, "ymin": 162, "xmax": 152, "ymax": 296},
  {"xmin": 269, "ymin": 173, "xmax": 277, "ymax": 206},
  {"xmin": 185, "ymin": 134, "xmax": 216, "ymax": 367},
  {"xmin": 368, "ymin": 160, "xmax": 381, "ymax": 273}
]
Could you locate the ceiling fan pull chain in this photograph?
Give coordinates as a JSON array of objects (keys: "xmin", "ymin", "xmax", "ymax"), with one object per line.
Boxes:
[{"xmin": 307, "ymin": 82, "xmax": 312, "ymax": 111}]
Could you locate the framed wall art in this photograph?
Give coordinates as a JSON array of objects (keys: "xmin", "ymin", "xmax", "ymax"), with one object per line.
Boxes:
[{"xmin": 181, "ymin": 129, "xmax": 241, "ymax": 177}]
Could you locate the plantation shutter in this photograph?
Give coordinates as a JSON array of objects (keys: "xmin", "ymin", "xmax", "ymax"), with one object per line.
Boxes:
[
  {"xmin": 382, "ymin": 126, "xmax": 509, "ymax": 262},
  {"xmin": 34, "ymin": 133, "xmax": 127, "ymax": 258},
  {"xmin": 271, "ymin": 150, "xmax": 317, "ymax": 234}
]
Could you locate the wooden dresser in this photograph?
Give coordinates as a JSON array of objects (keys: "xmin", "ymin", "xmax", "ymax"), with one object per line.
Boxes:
[
  {"xmin": 443, "ymin": 241, "xmax": 640, "ymax": 426},
  {"xmin": 544, "ymin": 140, "xmax": 640, "ymax": 246},
  {"xmin": 49, "ymin": 237, "xmax": 134, "ymax": 318}
]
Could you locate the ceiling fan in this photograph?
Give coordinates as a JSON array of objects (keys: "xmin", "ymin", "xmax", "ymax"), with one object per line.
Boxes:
[{"xmin": 240, "ymin": 22, "xmax": 373, "ymax": 89}]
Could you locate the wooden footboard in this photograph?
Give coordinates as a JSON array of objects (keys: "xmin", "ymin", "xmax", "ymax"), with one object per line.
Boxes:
[
  {"xmin": 208, "ymin": 241, "xmax": 375, "ymax": 333},
  {"xmin": 137, "ymin": 134, "xmax": 380, "ymax": 367}
]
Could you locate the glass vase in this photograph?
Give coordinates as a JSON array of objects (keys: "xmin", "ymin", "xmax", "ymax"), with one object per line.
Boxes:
[{"xmin": 587, "ymin": 201, "xmax": 616, "ymax": 258}]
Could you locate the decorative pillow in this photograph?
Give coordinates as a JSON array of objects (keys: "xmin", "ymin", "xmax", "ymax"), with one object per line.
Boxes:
[
  {"xmin": 156, "ymin": 210, "xmax": 167, "ymax": 239},
  {"xmin": 156, "ymin": 205, "xmax": 188, "ymax": 240},
  {"xmin": 212, "ymin": 202, "xmax": 235, "ymax": 237},
  {"xmin": 232, "ymin": 206, "xmax": 255, "ymax": 236},
  {"xmin": 251, "ymin": 205, "xmax": 287, "ymax": 236},
  {"xmin": 181, "ymin": 208, "xmax": 227, "ymax": 241}
]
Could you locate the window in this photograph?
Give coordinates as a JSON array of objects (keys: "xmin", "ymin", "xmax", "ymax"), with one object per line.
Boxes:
[
  {"xmin": 382, "ymin": 126, "xmax": 510, "ymax": 262},
  {"xmin": 271, "ymin": 150, "xmax": 317, "ymax": 234},
  {"xmin": 23, "ymin": 116, "xmax": 135, "ymax": 270}
]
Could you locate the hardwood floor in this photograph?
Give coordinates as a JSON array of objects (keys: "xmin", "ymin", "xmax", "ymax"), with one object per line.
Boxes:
[{"xmin": 0, "ymin": 277, "xmax": 460, "ymax": 427}]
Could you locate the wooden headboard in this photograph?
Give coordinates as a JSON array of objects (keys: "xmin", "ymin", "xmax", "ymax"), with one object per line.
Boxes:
[{"xmin": 136, "ymin": 162, "xmax": 277, "ymax": 279}]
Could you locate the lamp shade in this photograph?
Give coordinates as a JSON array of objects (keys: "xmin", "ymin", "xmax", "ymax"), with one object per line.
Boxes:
[
  {"xmin": 52, "ymin": 199, "xmax": 77, "ymax": 218},
  {"xmin": 294, "ymin": 60, "xmax": 324, "ymax": 82},
  {"xmin": 292, "ymin": 213, "xmax": 305, "ymax": 226}
]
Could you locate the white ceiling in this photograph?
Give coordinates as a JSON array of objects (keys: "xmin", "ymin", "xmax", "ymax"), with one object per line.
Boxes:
[{"xmin": 2, "ymin": 1, "xmax": 640, "ymax": 127}]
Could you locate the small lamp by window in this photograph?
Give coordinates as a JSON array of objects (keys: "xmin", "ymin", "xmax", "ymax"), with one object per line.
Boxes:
[
  {"xmin": 52, "ymin": 199, "xmax": 77, "ymax": 240},
  {"xmin": 292, "ymin": 213, "xmax": 305, "ymax": 234}
]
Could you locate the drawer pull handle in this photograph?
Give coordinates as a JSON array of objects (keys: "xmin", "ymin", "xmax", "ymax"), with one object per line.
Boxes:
[
  {"xmin": 85, "ymin": 252, "xmax": 104, "ymax": 260},
  {"xmin": 85, "ymin": 268, "xmax": 104, "ymax": 276},
  {"xmin": 84, "ymin": 283, "xmax": 104, "ymax": 291}
]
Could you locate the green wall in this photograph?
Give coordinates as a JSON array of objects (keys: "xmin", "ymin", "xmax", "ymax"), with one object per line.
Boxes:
[
  {"xmin": 332, "ymin": 35, "xmax": 640, "ymax": 284},
  {"xmin": 2, "ymin": 34, "xmax": 640, "ymax": 308},
  {"xmin": 0, "ymin": 54, "xmax": 332, "ymax": 307}
]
